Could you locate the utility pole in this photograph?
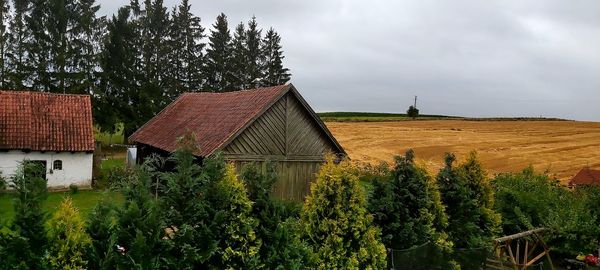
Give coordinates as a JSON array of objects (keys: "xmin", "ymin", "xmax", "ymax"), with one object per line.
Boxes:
[{"xmin": 414, "ymin": 95, "xmax": 418, "ymax": 108}]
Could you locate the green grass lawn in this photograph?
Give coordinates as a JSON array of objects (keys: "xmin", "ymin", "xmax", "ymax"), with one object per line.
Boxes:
[
  {"xmin": 0, "ymin": 190, "xmax": 123, "ymax": 224},
  {"xmin": 101, "ymin": 158, "xmax": 126, "ymax": 171}
]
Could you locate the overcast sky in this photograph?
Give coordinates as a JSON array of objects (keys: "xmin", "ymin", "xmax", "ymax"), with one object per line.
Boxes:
[{"xmin": 97, "ymin": 0, "xmax": 600, "ymax": 121}]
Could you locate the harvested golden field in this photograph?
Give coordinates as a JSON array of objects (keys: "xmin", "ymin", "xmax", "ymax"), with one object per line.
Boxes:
[{"xmin": 325, "ymin": 120, "xmax": 600, "ymax": 182}]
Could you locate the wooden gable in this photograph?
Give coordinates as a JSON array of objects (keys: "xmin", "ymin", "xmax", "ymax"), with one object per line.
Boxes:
[{"xmin": 222, "ymin": 91, "xmax": 339, "ymax": 161}]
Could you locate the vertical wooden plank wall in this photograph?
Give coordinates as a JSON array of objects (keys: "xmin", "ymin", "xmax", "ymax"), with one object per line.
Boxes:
[{"xmin": 224, "ymin": 93, "xmax": 338, "ymax": 201}]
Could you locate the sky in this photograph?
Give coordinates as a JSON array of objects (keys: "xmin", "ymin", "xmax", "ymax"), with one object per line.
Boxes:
[{"xmin": 97, "ymin": 1, "xmax": 600, "ymax": 121}]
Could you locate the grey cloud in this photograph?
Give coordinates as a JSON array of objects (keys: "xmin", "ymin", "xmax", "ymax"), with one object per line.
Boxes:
[{"xmin": 97, "ymin": 0, "xmax": 600, "ymax": 121}]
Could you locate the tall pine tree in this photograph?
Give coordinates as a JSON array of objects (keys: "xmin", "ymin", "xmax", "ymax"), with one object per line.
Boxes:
[
  {"xmin": 167, "ymin": 0, "xmax": 204, "ymax": 95},
  {"xmin": 368, "ymin": 150, "xmax": 450, "ymax": 250},
  {"xmin": 9, "ymin": 161, "xmax": 49, "ymax": 269},
  {"xmin": 437, "ymin": 152, "xmax": 501, "ymax": 248},
  {"xmin": 204, "ymin": 13, "xmax": 232, "ymax": 92},
  {"xmin": 26, "ymin": 0, "xmax": 51, "ymax": 91},
  {"xmin": 245, "ymin": 16, "xmax": 262, "ymax": 88},
  {"xmin": 98, "ymin": 6, "xmax": 138, "ymax": 134},
  {"xmin": 229, "ymin": 22, "xmax": 247, "ymax": 90},
  {"xmin": 68, "ymin": 0, "xmax": 104, "ymax": 95},
  {"xmin": 139, "ymin": 0, "xmax": 170, "ymax": 108},
  {"xmin": 6, "ymin": 0, "xmax": 30, "ymax": 89},
  {"xmin": 261, "ymin": 28, "xmax": 290, "ymax": 86},
  {"xmin": 0, "ymin": 0, "xmax": 9, "ymax": 89}
]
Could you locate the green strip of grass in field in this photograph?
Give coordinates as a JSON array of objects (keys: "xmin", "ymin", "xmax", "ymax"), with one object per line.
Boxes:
[{"xmin": 317, "ymin": 112, "xmax": 568, "ymax": 122}]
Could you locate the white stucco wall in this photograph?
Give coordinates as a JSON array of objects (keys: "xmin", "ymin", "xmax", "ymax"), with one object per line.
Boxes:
[{"xmin": 0, "ymin": 150, "xmax": 93, "ymax": 188}]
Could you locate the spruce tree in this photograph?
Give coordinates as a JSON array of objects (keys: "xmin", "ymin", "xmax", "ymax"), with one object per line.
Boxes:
[
  {"xmin": 240, "ymin": 162, "xmax": 312, "ymax": 269},
  {"xmin": 46, "ymin": 197, "xmax": 92, "ymax": 270},
  {"xmin": 0, "ymin": 0, "xmax": 9, "ymax": 89},
  {"xmin": 113, "ymin": 163, "xmax": 168, "ymax": 269},
  {"xmin": 68, "ymin": 0, "xmax": 104, "ymax": 95},
  {"xmin": 302, "ymin": 158, "xmax": 387, "ymax": 269},
  {"xmin": 46, "ymin": 0, "xmax": 73, "ymax": 93},
  {"xmin": 86, "ymin": 196, "xmax": 119, "ymax": 270},
  {"xmin": 229, "ymin": 22, "xmax": 247, "ymax": 90},
  {"xmin": 204, "ymin": 13, "xmax": 232, "ymax": 92},
  {"xmin": 245, "ymin": 16, "xmax": 263, "ymax": 88},
  {"xmin": 167, "ymin": 0, "xmax": 205, "ymax": 95},
  {"xmin": 9, "ymin": 161, "xmax": 49, "ymax": 269},
  {"xmin": 26, "ymin": 0, "xmax": 51, "ymax": 91},
  {"xmin": 159, "ymin": 134, "xmax": 211, "ymax": 268},
  {"xmin": 261, "ymin": 28, "xmax": 290, "ymax": 86},
  {"xmin": 368, "ymin": 149, "xmax": 450, "ymax": 250},
  {"xmin": 437, "ymin": 152, "xmax": 501, "ymax": 248},
  {"xmin": 7, "ymin": 0, "xmax": 30, "ymax": 89},
  {"xmin": 98, "ymin": 6, "xmax": 140, "ymax": 135}
]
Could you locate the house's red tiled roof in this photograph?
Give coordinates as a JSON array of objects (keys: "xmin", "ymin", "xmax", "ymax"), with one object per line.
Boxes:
[
  {"xmin": 0, "ymin": 91, "xmax": 95, "ymax": 152},
  {"xmin": 569, "ymin": 167, "xmax": 600, "ymax": 186},
  {"xmin": 129, "ymin": 85, "xmax": 291, "ymax": 156}
]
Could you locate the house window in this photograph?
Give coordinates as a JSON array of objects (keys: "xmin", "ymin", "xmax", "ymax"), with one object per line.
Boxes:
[{"xmin": 53, "ymin": 160, "xmax": 63, "ymax": 170}]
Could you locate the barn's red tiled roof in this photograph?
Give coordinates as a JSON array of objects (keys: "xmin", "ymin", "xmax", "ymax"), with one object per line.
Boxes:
[
  {"xmin": 0, "ymin": 91, "xmax": 95, "ymax": 152},
  {"xmin": 129, "ymin": 85, "xmax": 291, "ymax": 156},
  {"xmin": 569, "ymin": 167, "xmax": 600, "ymax": 186}
]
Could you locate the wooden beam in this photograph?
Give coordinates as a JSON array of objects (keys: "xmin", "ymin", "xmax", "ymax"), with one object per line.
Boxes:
[
  {"xmin": 494, "ymin": 228, "xmax": 549, "ymax": 243},
  {"xmin": 523, "ymin": 240, "xmax": 529, "ymax": 269},
  {"xmin": 506, "ymin": 242, "xmax": 518, "ymax": 270},
  {"xmin": 224, "ymin": 154, "xmax": 325, "ymax": 162},
  {"xmin": 516, "ymin": 241, "xmax": 520, "ymax": 268},
  {"xmin": 526, "ymin": 251, "xmax": 547, "ymax": 266}
]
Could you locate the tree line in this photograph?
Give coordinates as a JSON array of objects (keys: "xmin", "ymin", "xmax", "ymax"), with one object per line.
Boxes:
[{"xmin": 0, "ymin": 0, "xmax": 291, "ymax": 136}]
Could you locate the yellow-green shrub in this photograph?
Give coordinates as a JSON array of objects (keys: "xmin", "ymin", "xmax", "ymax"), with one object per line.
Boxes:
[
  {"xmin": 46, "ymin": 197, "xmax": 92, "ymax": 270},
  {"xmin": 301, "ymin": 158, "xmax": 387, "ymax": 270}
]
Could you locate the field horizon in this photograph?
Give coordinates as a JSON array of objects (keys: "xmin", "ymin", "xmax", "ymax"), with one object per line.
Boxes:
[{"xmin": 317, "ymin": 111, "xmax": 570, "ymax": 122}]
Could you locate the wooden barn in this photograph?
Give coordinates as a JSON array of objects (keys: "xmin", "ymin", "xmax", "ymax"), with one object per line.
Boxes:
[{"xmin": 129, "ymin": 84, "xmax": 346, "ymax": 200}]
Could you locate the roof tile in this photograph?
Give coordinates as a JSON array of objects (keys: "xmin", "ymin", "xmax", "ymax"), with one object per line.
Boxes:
[
  {"xmin": 129, "ymin": 85, "xmax": 290, "ymax": 156},
  {"xmin": 0, "ymin": 91, "xmax": 95, "ymax": 152},
  {"xmin": 569, "ymin": 167, "xmax": 600, "ymax": 186}
]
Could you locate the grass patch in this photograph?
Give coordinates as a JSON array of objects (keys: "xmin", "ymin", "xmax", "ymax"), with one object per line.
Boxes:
[
  {"xmin": 101, "ymin": 158, "xmax": 125, "ymax": 172},
  {"xmin": 0, "ymin": 190, "xmax": 123, "ymax": 224},
  {"xmin": 317, "ymin": 112, "xmax": 568, "ymax": 122},
  {"xmin": 94, "ymin": 123, "xmax": 125, "ymax": 146}
]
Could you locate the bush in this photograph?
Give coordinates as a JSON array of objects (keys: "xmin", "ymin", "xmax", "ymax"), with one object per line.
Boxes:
[
  {"xmin": 158, "ymin": 135, "xmax": 260, "ymax": 269},
  {"xmin": 301, "ymin": 157, "xmax": 387, "ymax": 269},
  {"xmin": 493, "ymin": 167, "xmax": 562, "ymax": 234},
  {"xmin": 494, "ymin": 169, "xmax": 600, "ymax": 257},
  {"xmin": 0, "ymin": 171, "xmax": 6, "ymax": 192},
  {"xmin": 203, "ymin": 163, "xmax": 261, "ymax": 269},
  {"xmin": 7, "ymin": 161, "xmax": 49, "ymax": 269},
  {"xmin": 86, "ymin": 195, "xmax": 119, "ymax": 270},
  {"xmin": 368, "ymin": 150, "xmax": 450, "ymax": 250},
  {"xmin": 46, "ymin": 197, "xmax": 92, "ymax": 270},
  {"xmin": 437, "ymin": 152, "xmax": 500, "ymax": 248},
  {"xmin": 111, "ymin": 160, "xmax": 168, "ymax": 269},
  {"xmin": 240, "ymin": 162, "xmax": 312, "ymax": 269},
  {"xmin": 94, "ymin": 166, "xmax": 135, "ymax": 190},
  {"xmin": 69, "ymin": 184, "xmax": 79, "ymax": 194}
]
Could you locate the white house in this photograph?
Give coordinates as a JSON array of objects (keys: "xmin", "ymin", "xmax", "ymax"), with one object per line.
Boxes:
[{"xmin": 0, "ymin": 91, "xmax": 95, "ymax": 188}]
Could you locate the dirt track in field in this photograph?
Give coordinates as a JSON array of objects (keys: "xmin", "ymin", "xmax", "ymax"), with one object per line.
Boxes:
[{"xmin": 325, "ymin": 120, "xmax": 600, "ymax": 182}]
